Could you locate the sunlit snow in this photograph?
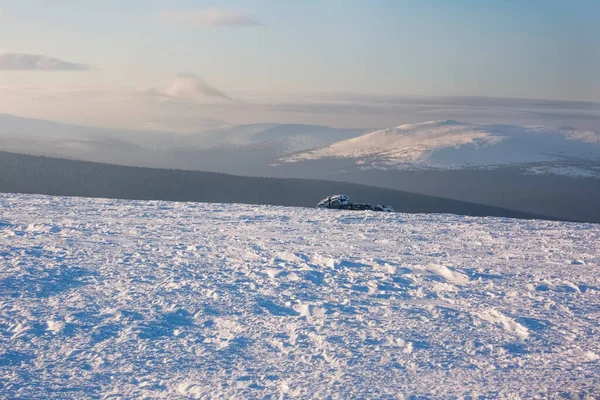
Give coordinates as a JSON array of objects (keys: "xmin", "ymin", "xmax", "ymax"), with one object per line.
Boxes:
[
  {"xmin": 1, "ymin": 194, "xmax": 599, "ymax": 398},
  {"xmin": 284, "ymin": 120, "xmax": 600, "ymax": 177}
]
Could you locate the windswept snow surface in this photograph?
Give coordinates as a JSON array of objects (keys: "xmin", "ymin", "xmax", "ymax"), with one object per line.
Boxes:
[{"xmin": 1, "ymin": 194, "xmax": 599, "ymax": 398}]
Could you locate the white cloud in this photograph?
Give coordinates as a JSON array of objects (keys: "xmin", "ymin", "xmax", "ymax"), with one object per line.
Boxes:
[
  {"xmin": 155, "ymin": 8, "xmax": 264, "ymax": 27},
  {"xmin": 0, "ymin": 53, "xmax": 92, "ymax": 71},
  {"xmin": 0, "ymin": 9, "xmax": 3, "ymax": 18},
  {"xmin": 163, "ymin": 73, "xmax": 234, "ymax": 102},
  {"xmin": 0, "ymin": 76, "xmax": 240, "ymax": 132}
]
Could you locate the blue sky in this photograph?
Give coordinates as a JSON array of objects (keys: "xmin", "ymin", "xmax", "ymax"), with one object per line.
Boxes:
[{"xmin": 0, "ymin": 0, "xmax": 599, "ymax": 129}]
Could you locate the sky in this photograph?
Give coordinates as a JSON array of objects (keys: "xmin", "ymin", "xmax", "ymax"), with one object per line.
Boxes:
[{"xmin": 0, "ymin": 0, "xmax": 599, "ymax": 131}]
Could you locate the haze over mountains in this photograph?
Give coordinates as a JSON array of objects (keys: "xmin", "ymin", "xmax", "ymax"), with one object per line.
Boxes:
[
  {"xmin": 1, "ymin": 112, "xmax": 599, "ymax": 222},
  {"xmin": 0, "ymin": 113, "xmax": 367, "ymax": 173},
  {"xmin": 3, "ymin": 113, "xmax": 600, "ymax": 176}
]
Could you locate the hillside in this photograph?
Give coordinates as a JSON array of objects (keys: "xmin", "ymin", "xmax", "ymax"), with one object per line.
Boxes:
[
  {"xmin": 0, "ymin": 194, "xmax": 598, "ymax": 398},
  {"xmin": 0, "ymin": 151, "xmax": 557, "ymax": 221},
  {"xmin": 0, "ymin": 113, "xmax": 366, "ymax": 173},
  {"xmin": 283, "ymin": 120, "xmax": 600, "ymax": 178}
]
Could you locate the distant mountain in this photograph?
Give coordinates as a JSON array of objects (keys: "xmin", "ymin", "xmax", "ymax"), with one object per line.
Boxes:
[
  {"xmin": 283, "ymin": 120, "xmax": 600, "ymax": 178},
  {"xmin": 2, "ymin": 114, "xmax": 599, "ymax": 222},
  {"xmin": 273, "ymin": 121, "xmax": 600, "ymax": 222},
  {"xmin": 0, "ymin": 114, "xmax": 366, "ymax": 173},
  {"xmin": 5, "ymin": 113, "xmax": 599, "ymax": 179},
  {"xmin": 0, "ymin": 151, "xmax": 559, "ymax": 221},
  {"xmin": 202, "ymin": 123, "xmax": 366, "ymax": 151}
]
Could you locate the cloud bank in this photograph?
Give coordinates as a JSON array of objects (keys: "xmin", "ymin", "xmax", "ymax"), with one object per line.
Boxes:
[
  {"xmin": 155, "ymin": 8, "xmax": 264, "ymax": 27},
  {"xmin": 0, "ymin": 53, "xmax": 91, "ymax": 71},
  {"xmin": 2, "ymin": 81, "xmax": 600, "ymax": 133}
]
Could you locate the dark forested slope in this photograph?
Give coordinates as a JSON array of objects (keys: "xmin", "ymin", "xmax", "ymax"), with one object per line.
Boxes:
[{"xmin": 0, "ymin": 151, "xmax": 562, "ymax": 221}]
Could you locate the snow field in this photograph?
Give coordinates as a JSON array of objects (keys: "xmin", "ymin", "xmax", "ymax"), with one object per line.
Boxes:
[{"xmin": 0, "ymin": 194, "xmax": 599, "ymax": 398}]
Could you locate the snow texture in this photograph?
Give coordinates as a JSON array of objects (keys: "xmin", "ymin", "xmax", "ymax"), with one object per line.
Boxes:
[{"xmin": 1, "ymin": 193, "xmax": 599, "ymax": 398}]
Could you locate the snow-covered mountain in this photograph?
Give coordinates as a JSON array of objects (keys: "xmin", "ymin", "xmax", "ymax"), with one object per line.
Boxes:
[
  {"xmin": 1, "ymin": 193, "xmax": 599, "ymax": 398},
  {"xmin": 283, "ymin": 120, "xmax": 600, "ymax": 177},
  {"xmin": 4, "ymin": 113, "xmax": 600, "ymax": 178}
]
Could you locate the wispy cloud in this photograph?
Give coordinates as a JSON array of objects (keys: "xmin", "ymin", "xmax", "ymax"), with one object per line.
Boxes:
[
  {"xmin": 0, "ymin": 53, "xmax": 92, "ymax": 71},
  {"xmin": 155, "ymin": 8, "xmax": 264, "ymax": 27},
  {"xmin": 163, "ymin": 73, "xmax": 235, "ymax": 102}
]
